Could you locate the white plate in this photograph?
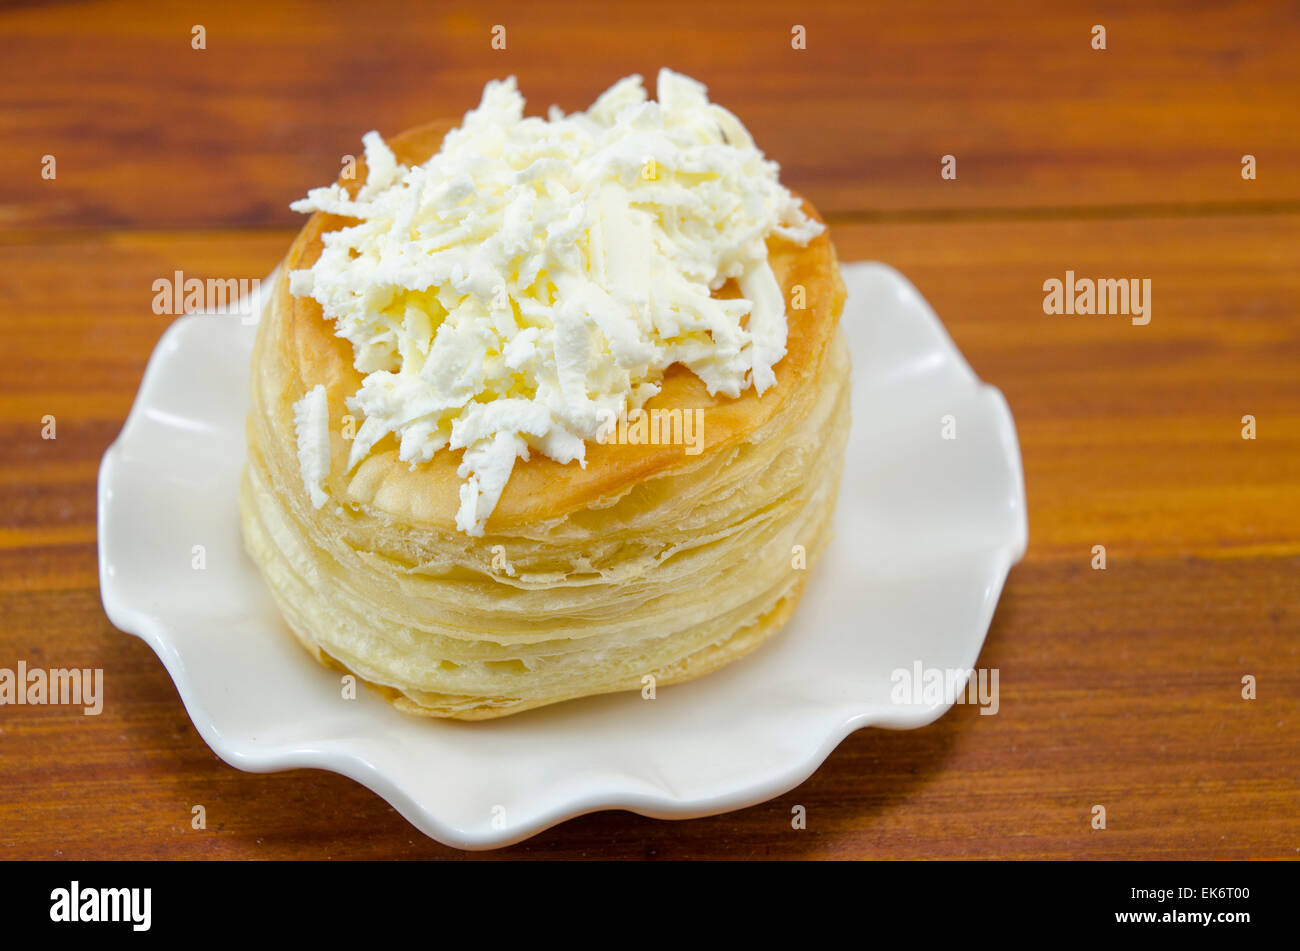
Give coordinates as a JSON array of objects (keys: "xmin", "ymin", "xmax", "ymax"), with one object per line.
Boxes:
[{"xmin": 97, "ymin": 261, "xmax": 1027, "ymax": 849}]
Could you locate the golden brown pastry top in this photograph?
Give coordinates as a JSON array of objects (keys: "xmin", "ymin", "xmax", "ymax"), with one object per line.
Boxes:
[{"xmin": 270, "ymin": 120, "xmax": 846, "ymax": 533}]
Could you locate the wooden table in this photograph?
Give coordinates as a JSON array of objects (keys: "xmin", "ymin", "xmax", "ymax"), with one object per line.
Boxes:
[{"xmin": 1, "ymin": 0, "xmax": 1296, "ymax": 859}]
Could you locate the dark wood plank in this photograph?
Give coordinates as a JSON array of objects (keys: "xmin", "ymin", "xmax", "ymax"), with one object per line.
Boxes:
[{"xmin": 1, "ymin": 0, "xmax": 1298, "ymax": 229}]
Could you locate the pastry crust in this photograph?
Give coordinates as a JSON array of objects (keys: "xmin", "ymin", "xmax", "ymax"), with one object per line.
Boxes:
[{"xmin": 240, "ymin": 119, "xmax": 850, "ymax": 719}]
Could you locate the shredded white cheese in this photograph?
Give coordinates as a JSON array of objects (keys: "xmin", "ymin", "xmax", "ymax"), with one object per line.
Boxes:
[
  {"xmin": 288, "ymin": 69, "xmax": 822, "ymax": 535},
  {"xmin": 292, "ymin": 384, "xmax": 330, "ymax": 509}
]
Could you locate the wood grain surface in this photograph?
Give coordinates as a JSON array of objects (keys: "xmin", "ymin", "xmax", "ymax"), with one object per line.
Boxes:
[{"xmin": 1, "ymin": 0, "xmax": 1296, "ymax": 859}]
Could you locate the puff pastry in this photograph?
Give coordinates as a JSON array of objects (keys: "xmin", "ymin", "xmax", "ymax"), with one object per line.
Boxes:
[{"xmin": 239, "ymin": 117, "xmax": 850, "ymax": 719}]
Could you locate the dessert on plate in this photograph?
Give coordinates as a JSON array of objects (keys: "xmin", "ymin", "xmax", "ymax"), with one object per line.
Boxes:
[{"xmin": 239, "ymin": 69, "xmax": 849, "ymax": 719}]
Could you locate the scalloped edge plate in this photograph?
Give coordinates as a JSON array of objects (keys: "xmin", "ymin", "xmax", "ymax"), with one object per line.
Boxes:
[{"xmin": 97, "ymin": 261, "xmax": 1027, "ymax": 849}]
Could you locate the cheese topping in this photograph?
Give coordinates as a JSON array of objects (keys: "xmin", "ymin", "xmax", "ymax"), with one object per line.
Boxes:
[
  {"xmin": 293, "ymin": 383, "xmax": 331, "ymax": 509},
  {"xmin": 288, "ymin": 69, "xmax": 822, "ymax": 535}
]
